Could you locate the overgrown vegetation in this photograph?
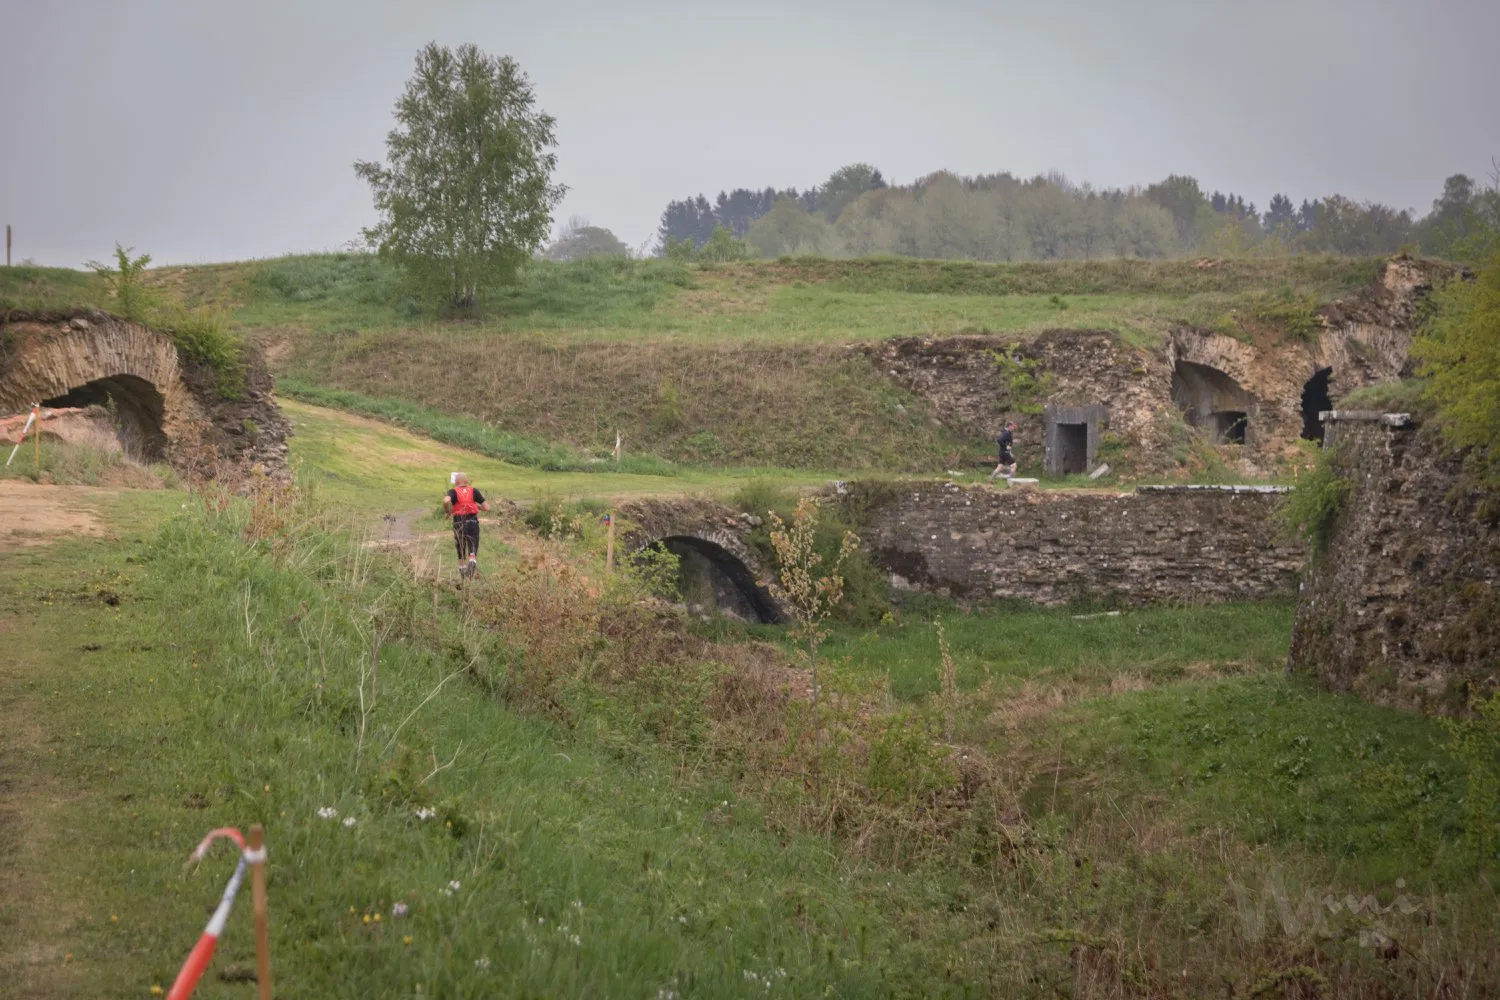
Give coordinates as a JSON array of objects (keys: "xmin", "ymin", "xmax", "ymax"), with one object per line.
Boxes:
[
  {"xmin": 1338, "ymin": 378, "xmax": 1432, "ymax": 413},
  {"xmin": 0, "ymin": 436, "xmax": 175, "ymax": 489},
  {"xmin": 1277, "ymin": 446, "xmax": 1354, "ymax": 554},
  {"xmin": 733, "ymin": 480, "xmax": 891, "ymax": 624},
  {"xmin": 1414, "ymin": 251, "xmax": 1500, "ymax": 481},
  {"xmin": 77, "ymin": 243, "xmax": 249, "ymax": 398}
]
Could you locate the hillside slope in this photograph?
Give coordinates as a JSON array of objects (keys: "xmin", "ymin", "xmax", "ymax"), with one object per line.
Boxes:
[{"xmin": 3, "ymin": 253, "xmax": 1390, "ymax": 473}]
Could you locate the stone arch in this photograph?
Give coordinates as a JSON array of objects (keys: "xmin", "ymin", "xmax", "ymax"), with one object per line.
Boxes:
[
  {"xmin": 615, "ymin": 497, "xmax": 791, "ymax": 624},
  {"xmin": 0, "ymin": 314, "xmax": 208, "ymax": 465},
  {"xmin": 1171, "ymin": 359, "xmax": 1253, "ymax": 444},
  {"xmin": 649, "ymin": 532, "xmax": 788, "ymax": 624}
]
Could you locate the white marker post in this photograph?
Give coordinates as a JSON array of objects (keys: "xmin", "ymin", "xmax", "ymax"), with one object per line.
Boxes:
[{"xmin": 5, "ymin": 404, "xmax": 38, "ymax": 468}]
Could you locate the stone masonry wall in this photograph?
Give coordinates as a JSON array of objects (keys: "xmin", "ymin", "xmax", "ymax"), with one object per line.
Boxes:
[
  {"xmin": 851, "ymin": 481, "xmax": 1301, "ymax": 607},
  {"xmin": 1288, "ymin": 415, "xmax": 1499, "ymax": 714}
]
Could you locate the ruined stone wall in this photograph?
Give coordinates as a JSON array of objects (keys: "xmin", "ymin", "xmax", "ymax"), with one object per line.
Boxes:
[
  {"xmin": 850, "ymin": 481, "xmax": 1301, "ymax": 607},
  {"xmin": 0, "ymin": 309, "xmax": 290, "ymax": 478},
  {"xmin": 858, "ymin": 258, "xmax": 1455, "ymax": 478},
  {"xmin": 1288, "ymin": 416, "xmax": 1499, "ymax": 714}
]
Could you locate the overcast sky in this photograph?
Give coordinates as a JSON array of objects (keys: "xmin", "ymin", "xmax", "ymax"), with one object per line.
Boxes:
[{"xmin": 3, "ymin": 0, "xmax": 1497, "ymax": 267}]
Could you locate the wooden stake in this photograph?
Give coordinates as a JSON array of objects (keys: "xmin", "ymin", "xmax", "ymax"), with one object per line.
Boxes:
[
  {"xmin": 247, "ymin": 824, "xmax": 272, "ymax": 1000},
  {"xmin": 605, "ymin": 512, "xmax": 616, "ymax": 576}
]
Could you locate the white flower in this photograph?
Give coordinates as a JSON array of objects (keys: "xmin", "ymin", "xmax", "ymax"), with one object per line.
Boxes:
[
  {"xmin": 677, "ymin": 915, "xmax": 688, "ymax": 925},
  {"xmin": 474, "ymin": 956, "xmax": 491, "ymax": 970},
  {"xmin": 316, "ymin": 806, "xmax": 338, "ymax": 820},
  {"xmin": 448, "ymin": 880, "xmax": 461, "ymax": 892},
  {"xmin": 342, "ymin": 816, "xmax": 357, "ymax": 828},
  {"xmin": 440, "ymin": 880, "xmax": 461, "ymax": 897},
  {"xmin": 569, "ymin": 934, "xmax": 581, "ymax": 947},
  {"xmin": 391, "ymin": 902, "xmax": 408, "ymax": 918},
  {"xmin": 414, "ymin": 807, "xmax": 436, "ymax": 821}
]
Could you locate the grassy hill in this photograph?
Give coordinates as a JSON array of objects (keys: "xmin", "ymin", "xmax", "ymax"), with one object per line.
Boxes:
[{"xmin": 3, "ymin": 253, "xmax": 1383, "ymax": 472}]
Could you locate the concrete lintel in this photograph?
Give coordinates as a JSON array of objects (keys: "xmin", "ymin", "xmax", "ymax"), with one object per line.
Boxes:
[
  {"xmin": 1135, "ymin": 484, "xmax": 1290, "ymax": 495},
  {"xmin": 1319, "ymin": 410, "xmax": 1415, "ymax": 428}
]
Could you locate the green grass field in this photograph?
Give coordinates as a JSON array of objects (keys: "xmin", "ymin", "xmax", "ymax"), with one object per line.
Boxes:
[
  {"xmin": 2, "ymin": 392, "xmax": 1495, "ymax": 996},
  {"xmin": 282, "ymin": 398, "xmax": 826, "ymax": 512}
]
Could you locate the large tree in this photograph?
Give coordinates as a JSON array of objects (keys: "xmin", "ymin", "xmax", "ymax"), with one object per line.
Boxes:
[
  {"xmin": 355, "ymin": 43, "xmax": 565, "ymax": 308},
  {"xmin": 814, "ymin": 163, "xmax": 886, "ymax": 223}
]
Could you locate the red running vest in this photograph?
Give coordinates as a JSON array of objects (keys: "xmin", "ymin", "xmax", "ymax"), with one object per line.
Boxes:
[{"xmin": 451, "ymin": 485, "xmax": 479, "ymax": 517}]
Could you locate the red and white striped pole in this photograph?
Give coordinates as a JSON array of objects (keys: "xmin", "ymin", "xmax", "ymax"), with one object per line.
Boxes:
[
  {"xmin": 167, "ymin": 827, "xmax": 270, "ymax": 1000},
  {"xmin": 4, "ymin": 403, "xmax": 38, "ymax": 468}
]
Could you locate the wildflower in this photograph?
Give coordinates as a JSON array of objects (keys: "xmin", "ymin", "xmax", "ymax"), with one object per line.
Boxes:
[
  {"xmin": 440, "ymin": 880, "xmax": 461, "ymax": 897},
  {"xmin": 110, "ymin": 914, "xmax": 118, "ymax": 923},
  {"xmin": 414, "ymin": 807, "xmax": 436, "ymax": 821},
  {"xmin": 342, "ymin": 816, "xmax": 357, "ymax": 828},
  {"xmin": 362, "ymin": 914, "xmax": 371, "ymax": 925},
  {"xmin": 316, "ymin": 806, "xmax": 338, "ymax": 820},
  {"xmin": 392, "ymin": 902, "xmax": 408, "ymax": 918},
  {"xmin": 677, "ymin": 915, "xmax": 687, "ymax": 925},
  {"xmin": 150, "ymin": 987, "xmax": 164, "ymax": 996},
  {"xmin": 373, "ymin": 913, "xmax": 381, "ymax": 923},
  {"xmin": 474, "ymin": 957, "xmax": 492, "ymax": 971},
  {"xmin": 569, "ymin": 934, "xmax": 581, "ymax": 947},
  {"xmin": 403, "ymin": 935, "xmax": 413, "ymax": 946}
]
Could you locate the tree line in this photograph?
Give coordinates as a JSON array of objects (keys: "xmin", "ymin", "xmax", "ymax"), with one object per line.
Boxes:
[
  {"xmin": 652, "ymin": 165, "xmax": 1500, "ymax": 264},
  {"xmin": 349, "ymin": 43, "xmax": 1496, "ymax": 309}
]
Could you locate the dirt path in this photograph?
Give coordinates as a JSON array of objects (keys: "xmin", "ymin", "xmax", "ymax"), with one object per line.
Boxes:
[
  {"xmin": 378, "ymin": 506, "xmax": 432, "ymax": 543},
  {"xmin": 0, "ymin": 481, "xmax": 113, "ymax": 552}
]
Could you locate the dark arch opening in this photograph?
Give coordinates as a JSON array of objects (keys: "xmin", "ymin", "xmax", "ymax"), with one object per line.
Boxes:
[
  {"xmin": 655, "ymin": 535, "xmax": 786, "ymax": 624},
  {"xmin": 1171, "ymin": 360, "xmax": 1253, "ymax": 445},
  {"xmin": 42, "ymin": 374, "xmax": 167, "ymax": 460},
  {"xmin": 1301, "ymin": 367, "xmax": 1333, "ymax": 442}
]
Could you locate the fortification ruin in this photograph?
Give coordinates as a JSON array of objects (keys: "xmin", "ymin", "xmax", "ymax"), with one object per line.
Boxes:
[
  {"xmin": 862, "ymin": 256, "xmax": 1454, "ymax": 477},
  {"xmin": 1289, "ymin": 413, "xmax": 1499, "ymax": 714},
  {"xmin": 0, "ymin": 309, "xmax": 290, "ymax": 478}
]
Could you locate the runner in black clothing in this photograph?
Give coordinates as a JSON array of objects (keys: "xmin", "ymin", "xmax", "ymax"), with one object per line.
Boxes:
[
  {"xmin": 444, "ymin": 473, "xmax": 490, "ymax": 578},
  {"xmin": 990, "ymin": 421, "xmax": 1018, "ymax": 481}
]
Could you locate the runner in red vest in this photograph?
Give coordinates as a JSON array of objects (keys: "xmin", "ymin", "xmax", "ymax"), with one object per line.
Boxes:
[{"xmin": 443, "ymin": 473, "xmax": 490, "ymax": 578}]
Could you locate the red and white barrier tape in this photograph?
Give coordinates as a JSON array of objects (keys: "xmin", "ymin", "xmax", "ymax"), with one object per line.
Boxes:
[{"xmin": 167, "ymin": 828, "xmax": 259, "ymax": 1000}]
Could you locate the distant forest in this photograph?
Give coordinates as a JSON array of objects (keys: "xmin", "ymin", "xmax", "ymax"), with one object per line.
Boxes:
[{"xmin": 640, "ymin": 163, "xmax": 1499, "ymax": 263}]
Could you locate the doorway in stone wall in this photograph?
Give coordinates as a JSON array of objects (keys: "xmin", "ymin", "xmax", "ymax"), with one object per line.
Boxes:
[
  {"xmin": 1301, "ymin": 367, "xmax": 1333, "ymax": 442},
  {"xmin": 1055, "ymin": 423, "xmax": 1088, "ymax": 474}
]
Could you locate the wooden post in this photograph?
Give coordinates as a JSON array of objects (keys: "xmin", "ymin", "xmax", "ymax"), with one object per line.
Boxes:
[
  {"xmin": 605, "ymin": 512, "xmax": 616, "ymax": 576},
  {"xmin": 247, "ymin": 824, "xmax": 272, "ymax": 1000}
]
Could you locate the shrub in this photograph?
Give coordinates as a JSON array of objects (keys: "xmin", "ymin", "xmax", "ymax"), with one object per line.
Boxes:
[
  {"xmin": 1413, "ymin": 252, "xmax": 1500, "ymax": 481},
  {"xmin": 1277, "ymin": 446, "xmax": 1354, "ymax": 554},
  {"xmin": 86, "ymin": 243, "xmax": 157, "ymax": 322},
  {"xmin": 163, "ymin": 305, "xmax": 246, "ymax": 398}
]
